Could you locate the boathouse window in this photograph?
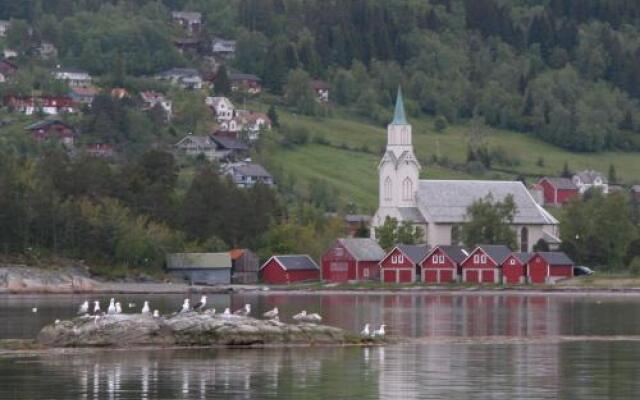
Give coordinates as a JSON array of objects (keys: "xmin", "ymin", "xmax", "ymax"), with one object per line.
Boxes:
[
  {"xmin": 438, "ymin": 255, "xmax": 445, "ymax": 263},
  {"xmin": 473, "ymin": 255, "xmax": 479, "ymax": 263},
  {"xmin": 480, "ymin": 255, "xmax": 487, "ymax": 263}
]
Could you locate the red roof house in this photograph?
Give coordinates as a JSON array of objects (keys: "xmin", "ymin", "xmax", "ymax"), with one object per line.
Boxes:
[
  {"xmin": 501, "ymin": 252, "xmax": 530, "ymax": 285},
  {"xmin": 420, "ymin": 245, "xmax": 468, "ymax": 284},
  {"xmin": 539, "ymin": 177, "xmax": 579, "ymax": 206},
  {"xmin": 25, "ymin": 119, "xmax": 75, "ymax": 146},
  {"xmin": 310, "ymin": 79, "xmax": 330, "ymax": 102},
  {"xmin": 527, "ymin": 252, "xmax": 574, "ymax": 284},
  {"xmin": 379, "ymin": 244, "xmax": 430, "ymax": 284},
  {"xmin": 259, "ymin": 255, "xmax": 320, "ymax": 284},
  {"xmin": 321, "ymin": 238, "xmax": 385, "ymax": 282},
  {"xmin": 460, "ymin": 245, "xmax": 512, "ymax": 284}
]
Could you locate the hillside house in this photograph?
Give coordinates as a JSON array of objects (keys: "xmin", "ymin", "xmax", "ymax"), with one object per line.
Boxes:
[
  {"xmin": 3, "ymin": 49, "xmax": 17, "ymax": 59},
  {"xmin": 501, "ymin": 252, "xmax": 530, "ymax": 285},
  {"xmin": 0, "ymin": 20, "xmax": 10, "ymax": 37},
  {"xmin": 321, "ymin": 238, "xmax": 385, "ymax": 282},
  {"xmin": 212, "ymin": 38, "xmax": 236, "ymax": 58},
  {"xmin": 538, "ymin": 177, "xmax": 579, "ymax": 206},
  {"xmin": 460, "ymin": 245, "xmax": 512, "ymax": 284},
  {"xmin": 230, "ymin": 249, "xmax": 260, "ymax": 284},
  {"xmin": 173, "ymin": 37, "xmax": 201, "ymax": 54},
  {"xmin": 230, "ymin": 73, "xmax": 262, "ymax": 94},
  {"xmin": 175, "ymin": 135, "xmax": 216, "ymax": 160},
  {"xmin": 6, "ymin": 95, "xmax": 76, "ymax": 115},
  {"xmin": 171, "ymin": 11, "xmax": 202, "ymax": 34},
  {"xmin": 36, "ymin": 42, "xmax": 58, "ymax": 60},
  {"xmin": 379, "ymin": 244, "xmax": 430, "ymax": 283},
  {"xmin": 205, "ymin": 96, "xmax": 234, "ymax": 121},
  {"xmin": 166, "ymin": 253, "xmax": 231, "ymax": 285},
  {"xmin": 572, "ymin": 170, "xmax": 608, "ymax": 194},
  {"xmin": 421, "ymin": 245, "xmax": 468, "ymax": 284},
  {"xmin": 140, "ymin": 91, "xmax": 172, "ymax": 120},
  {"xmin": 0, "ymin": 59, "xmax": 17, "ymax": 82},
  {"xmin": 25, "ymin": 119, "xmax": 75, "ymax": 146},
  {"xmin": 85, "ymin": 143, "xmax": 114, "ymax": 158},
  {"xmin": 210, "ymin": 135, "xmax": 249, "ymax": 160},
  {"xmin": 260, "ymin": 255, "xmax": 320, "ymax": 284},
  {"xmin": 224, "ymin": 162, "xmax": 274, "ymax": 188},
  {"xmin": 69, "ymin": 86, "xmax": 98, "ymax": 105},
  {"xmin": 528, "ymin": 252, "xmax": 574, "ymax": 284},
  {"xmin": 156, "ymin": 68, "xmax": 203, "ymax": 90},
  {"xmin": 111, "ymin": 88, "xmax": 129, "ymax": 99},
  {"xmin": 52, "ymin": 68, "xmax": 92, "ymax": 87},
  {"xmin": 242, "ymin": 112, "xmax": 271, "ymax": 140},
  {"xmin": 311, "ymin": 79, "xmax": 330, "ymax": 102}
]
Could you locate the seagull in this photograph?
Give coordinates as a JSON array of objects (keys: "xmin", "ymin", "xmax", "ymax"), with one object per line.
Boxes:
[
  {"xmin": 205, "ymin": 308, "xmax": 216, "ymax": 316},
  {"xmin": 180, "ymin": 299, "xmax": 190, "ymax": 313},
  {"xmin": 306, "ymin": 313, "xmax": 322, "ymax": 323},
  {"xmin": 152, "ymin": 310, "xmax": 160, "ymax": 318},
  {"xmin": 54, "ymin": 319, "xmax": 61, "ymax": 325},
  {"xmin": 222, "ymin": 307, "xmax": 231, "ymax": 316},
  {"xmin": 78, "ymin": 301, "xmax": 89, "ymax": 315},
  {"xmin": 93, "ymin": 300, "xmax": 101, "ymax": 314},
  {"xmin": 193, "ymin": 296, "xmax": 207, "ymax": 312},
  {"xmin": 292, "ymin": 310, "xmax": 307, "ymax": 321},
  {"xmin": 107, "ymin": 298, "xmax": 116, "ymax": 314},
  {"xmin": 263, "ymin": 307, "xmax": 279, "ymax": 319},
  {"xmin": 373, "ymin": 325, "xmax": 386, "ymax": 338},
  {"xmin": 361, "ymin": 324, "xmax": 371, "ymax": 336},
  {"xmin": 115, "ymin": 302, "xmax": 122, "ymax": 314},
  {"xmin": 234, "ymin": 304, "xmax": 251, "ymax": 316},
  {"xmin": 32, "ymin": 307, "xmax": 38, "ymax": 313},
  {"xmin": 141, "ymin": 301, "xmax": 150, "ymax": 314}
]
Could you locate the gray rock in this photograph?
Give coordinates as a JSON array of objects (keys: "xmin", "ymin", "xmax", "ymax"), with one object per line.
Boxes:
[{"xmin": 37, "ymin": 312, "xmax": 351, "ymax": 348}]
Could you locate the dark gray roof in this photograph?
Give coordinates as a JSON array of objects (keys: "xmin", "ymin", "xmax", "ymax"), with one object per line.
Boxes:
[
  {"xmin": 338, "ymin": 238, "xmax": 385, "ymax": 261},
  {"xmin": 536, "ymin": 252, "xmax": 574, "ymax": 266},
  {"xmin": 397, "ymin": 244, "xmax": 430, "ymax": 264},
  {"xmin": 210, "ymin": 135, "xmax": 248, "ymax": 150},
  {"xmin": 233, "ymin": 163, "xmax": 272, "ymax": 178},
  {"xmin": 344, "ymin": 214, "xmax": 371, "ymax": 223},
  {"xmin": 398, "ymin": 207, "xmax": 426, "ymax": 223},
  {"xmin": 437, "ymin": 246, "xmax": 469, "ymax": 263},
  {"xmin": 269, "ymin": 255, "xmax": 319, "ymax": 271},
  {"xmin": 157, "ymin": 68, "xmax": 200, "ymax": 78},
  {"xmin": 166, "ymin": 253, "xmax": 231, "ymax": 270},
  {"xmin": 542, "ymin": 177, "xmax": 578, "ymax": 190},
  {"xmin": 514, "ymin": 252, "xmax": 531, "ymax": 264},
  {"xmin": 25, "ymin": 119, "xmax": 71, "ymax": 130},
  {"xmin": 417, "ymin": 180, "xmax": 558, "ymax": 225},
  {"xmin": 230, "ymin": 73, "xmax": 261, "ymax": 81},
  {"xmin": 477, "ymin": 245, "xmax": 512, "ymax": 264}
]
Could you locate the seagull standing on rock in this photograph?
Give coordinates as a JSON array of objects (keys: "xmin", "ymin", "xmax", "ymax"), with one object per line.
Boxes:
[
  {"xmin": 373, "ymin": 325, "xmax": 386, "ymax": 338},
  {"xmin": 115, "ymin": 302, "xmax": 122, "ymax": 314},
  {"xmin": 141, "ymin": 301, "xmax": 150, "ymax": 315},
  {"xmin": 180, "ymin": 299, "xmax": 190, "ymax": 313},
  {"xmin": 153, "ymin": 309, "xmax": 160, "ymax": 318},
  {"xmin": 234, "ymin": 304, "xmax": 251, "ymax": 316},
  {"xmin": 292, "ymin": 310, "xmax": 307, "ymax": 321},
  {"xmin": 263, "ymin": 307, "xmax": 279, "ymax": 319},
  {"xmin": 306, "ymin": 313, "xmax": 322, "ymax": 323},
  {"xmin": 78, "ymin": 301, "xmax": 89, "ymax": 315},
  {"xmin": 107, "ymin": 298, "xmax": 116, "ymax": 314},
  {"xmin": 361, "ymin": 324, "xmax": 371, "ymax": 337},
  {"xmin": 93, "ymin": 301, "xmax": 101, "ymax": 314},
  {"xmin": 193, "ymin": 296, "xmax": 207, "ymax": 312},
  {"xmin": 222, "ymin": 307, "xmax": 231, "ymax": 316}
]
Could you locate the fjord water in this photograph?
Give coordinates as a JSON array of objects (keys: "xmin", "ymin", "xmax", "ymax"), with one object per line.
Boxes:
[{"xmin": 2, "ymin": 293, "xmax": 640, "ymax": 399}]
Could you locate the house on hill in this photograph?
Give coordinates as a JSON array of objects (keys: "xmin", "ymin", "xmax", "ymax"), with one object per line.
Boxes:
[
  {"xmin": 0, "ymin": 20, "xmax": 10, "ymax": 37},
  {"xmin": 379, "ymin": 244, "xmax": 430, "ymax": 283},
  {"xmin": 140, "ymin": 91, "xmax": 172, "ymax": 120},
  {"xmin": 8, "ymin": 95, "xmax": 76, "ymax": 115},
  {"xmin": 538, "ymin": 177, "xmax": 579, "ymax": 206},
  {"xmin": 260, "ymin": 255, "xmax": 320, "ymax": 284},
  {"xmin": 52, "ymin": 68, "xmax": 92, "ymax": 87},
  {"xmin": 173, "ymin": 37, "xmax": 201, "ymax": 54},
  {"xmin": 372, "ymin": 88, "xmax": 559, "ymax": 252},
  {"xmin": 211, "ymin": 38, "xmax": 236, "ymax": 59},
  {"xmin": 69, "ymin": 86, "xmax": 99, "ymax": 105},
  {"xmin": 156, "ymin": 68, "xmax": 203, "ymax": 90},
  {"xmin": 171, "ymin": 11, "xmax": 202, "ymax": 34},
  {"xmin": 166, "ymin": 252, "xmax": 231, "ymax": 285},
  {"xmin": 230, "ymin": 73, "xmax": 262, "ymax": 94},
  {"xmin": 210, "ymin": 135, "xmax": 249, "ymax": 160},
  {"xmin": 311, "ymin": 79, "xmax": 330, "ymax": 102},
  {"xmin": 0, "ymin": 59, "xmax": 17, "ymax": 82},
  {"xmin": 175, "ymin": 135, "xmax": 216, "ymax": 160},
  {"xmin": 25, "ymin": 119, "xmax": 75, "ymax": 146},
  {"xmin": 420, "ymin": 245, "xmax": 468, "ymax": 284},
  {"xmin": 205, "ymin": 96, "xmax": 234, "ymax": 121},
  {"xmin": 572, "ymin": 170, "xmax": 608, "ymax": 194},
  {"xmin": 224, "ymin": 162, "xmax": 274, "ymax": 188},
  {"xmin": 321, "ymin": 238, "xmax": 386, "ymax": 282}
]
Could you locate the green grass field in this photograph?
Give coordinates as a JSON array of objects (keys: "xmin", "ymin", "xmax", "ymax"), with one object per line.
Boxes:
[{"xmin": 264, "ymin": 105, "xmax": 640, "ymax": 213}]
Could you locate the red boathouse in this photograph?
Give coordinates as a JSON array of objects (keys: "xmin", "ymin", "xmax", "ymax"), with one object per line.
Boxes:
[
  {"xmin": 527, "ymin": 252, "xmax": 574, "ymax": 284},
  {"xmin": 501, "ymin": 253, "xmax": 530, "ymax": 285},
  {"xmin": 259, "ymin": 255, "xmax": 320, "ymax": 284},
  {"xmin": 461, "ymin": 245, "xmax": 512, "ymax": 284},
  {"xmin": 379, "ymin": 244, "xmax": 430, "ymax": 284},
  {"xmin": 420, "ymin": 246, "xmax": 468, "ymax": 284},
  {"xmin": 321, "ymin": 238, "xmax": 385, "ymax": 282}
]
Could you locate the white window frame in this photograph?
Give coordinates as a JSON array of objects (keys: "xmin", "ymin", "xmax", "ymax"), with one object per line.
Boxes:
[
  {"xmin": 480, "ymin": 255, "xmax": 487, "ymax": 263},
  {"xmin": 438, "ymin": 255, "xmax": 445, "ymax": 263},
  {"xmin": 473, "ymin": 255, "xmax": 479, "ymax": 263}
]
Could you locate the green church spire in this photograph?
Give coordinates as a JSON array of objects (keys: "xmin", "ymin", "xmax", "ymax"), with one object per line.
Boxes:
[{"xmin": 391, "ymin": 86, "xmax": 407, "ymax": 125}]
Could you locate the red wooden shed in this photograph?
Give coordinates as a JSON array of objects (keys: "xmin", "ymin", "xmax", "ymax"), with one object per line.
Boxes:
[
  {"xmin": 321, "ymin": 238, "xmax": 385, "ymax": 282},
  {"xmin": 461, "ymin": 245, "xmax": 512, "ymax": 284},
  {"xmin": 379, "ymin": 244, "xmax": 430, "ymax": 284},
  {"xmin": 501, "ymin": 252, "xmax": 530, "ymax": 285},
  {"xmin": 539, "ymin": 177, "xmax": 579, "ymax": 206},
  {"xmin": 527, "ymin": 252, "xmax": 574, "ymax": 284},
  {"xmin": 420, "ymin": 246, "xmax": 468, "ymax": 284},
  {"xmin": 259, "ymin": 255, "xmax": 320, "ymax": 284}
]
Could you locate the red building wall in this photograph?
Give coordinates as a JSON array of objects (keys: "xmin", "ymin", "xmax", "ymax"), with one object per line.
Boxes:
[
  {"xmin": 357, "ymin": 260, "xmax": 380, "ymax": 281},
  {"xmin": 540, "ymin": 179, "xmax": 579, "ymax": 205},
  {"xmin": 421, "ymin": 248, "xmax": 458, "ymax": 283},
  {"xmin": 502, "ymin": 255, "xmax": 525, "ymax": 285},
  {"xmin": 380, "ymin": 248, "xmax": 415, "ymax": 283},
  {"xmin": 528, "ymin": 254, "xmax": 548, "ymax": 284},
  {"xmin": 461, "ymin": 249, "xmax": 500, "ymax": 283},
  {"xmin": 260, "ymin": 259, "xmax": 319, "ymax": 284},
  {"xmin": 321, "ymin": 242, "xmax": 357, "ymax": 282},
  {"xmin": 550, "ymin": 265, "xmax": 573, "ymax": 278}
]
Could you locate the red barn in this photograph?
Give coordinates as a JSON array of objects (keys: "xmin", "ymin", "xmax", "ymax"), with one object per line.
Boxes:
[
  {"xmin": 539, "ymin": 177, "xmax": 579, "ymax": 206},
  {"xmin": 528, "ymin": 252, "xmax": 574, "ymax": 284},
  {"xmin": 420, "ymin": 246, "xmax": 468, "ymax": 284},
  {"xmin": 321, "ymin": 238, "xmax": 385, "ymax": 282},
  {"xmin": 379, "ymin": 244, "xmax": 430, "ymax": 284},
  {"xmin": 501, "ymin": 252, "xmax": 530, "ymax": 285},
  {"xmin": 259, "ymin": 255, "xmax": 320, "ymax": 284},
  {"xmin": 461, "ymin": 245, "xmax": 511, "ymax": 284}
]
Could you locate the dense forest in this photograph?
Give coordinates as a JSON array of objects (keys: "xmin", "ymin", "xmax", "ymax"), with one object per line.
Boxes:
[{"xmin": 3, "ymin": 0, "xmax": 640, "ymax": 151}]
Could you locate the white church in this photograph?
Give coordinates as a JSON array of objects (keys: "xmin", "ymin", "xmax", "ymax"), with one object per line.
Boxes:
[{"xmin": 372, "ymin": 88, "xmax": 560, "ymax": 252}]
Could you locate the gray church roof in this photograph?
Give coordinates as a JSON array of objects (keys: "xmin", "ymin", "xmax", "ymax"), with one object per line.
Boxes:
[
  {"xmin": 417, "ymin": 180, "xmax": 558, "ymax": 225},
  {"xmin": 398, "ymin": 207, "xmax": 426, "ymax": 223}
]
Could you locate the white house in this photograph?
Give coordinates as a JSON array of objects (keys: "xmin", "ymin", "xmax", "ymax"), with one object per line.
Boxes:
[
  {"xmin": 140, "ymin": 91, "xmax": 173, "ymax": 120},
  {"xmin": 171, "ymin": 11, "xmax": 202, "ymax": 34},
  {"xmin": 211, "ymin": 38, "xmax": 236, "ymax": 58},
  {"xmin": 0, "ymin": 20, "xmax": 10, "ymax": 37},
  {"xmin": 53, "ymin": 68, "xmax": 92, "ymax": 87},
  {"xmin": 572, "ymin": 170, "xmax": 609, "ymax": 194},
  {"xmin": 205, "ymin": 96, "xmax": 234, "ymax": 121},
  {"xmin": 371, "ymin": 88, "xmax": 559, "ymax": 252},
  {"xmin": 156, "ymin": 68, "xmax": 203, "ymax": 90}
]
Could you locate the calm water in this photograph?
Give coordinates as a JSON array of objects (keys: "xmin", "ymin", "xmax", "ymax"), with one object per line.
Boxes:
[{"xmin": 2, "ymin": 292, "xmax": 640, "ymax": 399}]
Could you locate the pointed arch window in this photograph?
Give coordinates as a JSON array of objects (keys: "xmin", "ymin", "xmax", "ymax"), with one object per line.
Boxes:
[
  {"xmin": 384, "ymin": 177, "xmax": 393, "ymax": 201},
  {"xmin": 402, "ymin": 177, "xmax": 413, "ymax": 201}
]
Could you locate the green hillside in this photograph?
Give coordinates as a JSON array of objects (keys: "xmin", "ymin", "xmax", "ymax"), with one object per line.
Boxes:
[{"xmin": 266, "ymin": 108, "xmax": 640, "ymax": 213}]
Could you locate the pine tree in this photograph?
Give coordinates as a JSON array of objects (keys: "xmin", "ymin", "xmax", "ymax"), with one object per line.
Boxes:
[
  {"xmin": 215, "ymin": 65, "xmax": 231, "ymax": 96},
  {"xmin": 267, "ymin": 105, "xmax": 279, "ymax": 128},
  {"xmin": 608, "ymin": 163, "xmax": 617, "ymax": 184}
]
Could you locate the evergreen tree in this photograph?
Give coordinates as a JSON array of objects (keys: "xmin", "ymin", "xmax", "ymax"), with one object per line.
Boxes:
[
  {"xmin": 267, "ymin": 104, "xmax": 279, "ymax": 128},
  {"xmin": 215, "ymin": 65, "xmax": 232, "ymax": 96}
]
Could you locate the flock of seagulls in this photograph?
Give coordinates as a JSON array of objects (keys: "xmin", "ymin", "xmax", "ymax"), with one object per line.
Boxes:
[
  {"xmin": 360, "ymin": 323, "xmax": 386, "ymax": 338},
  {"xmin": 76, "ymin": 298, "xmax": 160, "ymax": 318}
]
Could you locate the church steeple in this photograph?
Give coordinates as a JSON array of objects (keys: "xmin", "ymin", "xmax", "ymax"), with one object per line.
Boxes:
[{"xmin": 391, "ymin": 86, "xmax": 407, "ymax": 125}]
